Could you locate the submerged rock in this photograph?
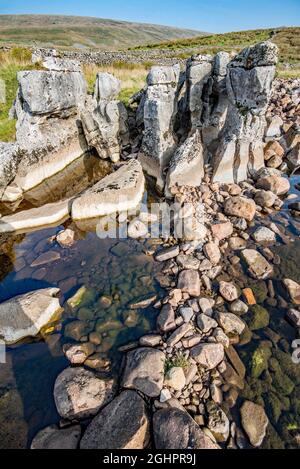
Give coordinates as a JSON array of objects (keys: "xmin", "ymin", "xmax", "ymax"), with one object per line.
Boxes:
[
  {"xmin": 71, "ymin": 159, "xmax": 145, "ymax": 220},
  {"xmin": 240, "ymin": 400, "xmax": 269, "ymax": 447},
  {"xmin": 80, "ymin": 390, "xmax": 150, "ymax": 449},
  {"xmin": 54, "ymin": 367, "xmax": 116, "ymax": 420},
  {"xmin": 153, "ymin": 408, "xmax": 220, "ymax": 449},
  {"xmin": 0, "ymin": 287, "xmax": 62, "ymax": 345},
  {"xmin": 31, "ymin": 425, "xmax": 81, "ymax": 450},
  {"xmin": 283, "ymin": 279, "xmax": 300, "ymax": 305},
  {"xmin": 241, "ymin": 249, "xmax": 273, "ymax": 279}
]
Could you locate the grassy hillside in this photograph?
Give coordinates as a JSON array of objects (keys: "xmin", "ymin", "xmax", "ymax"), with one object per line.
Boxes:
[
  {"xmin": 0, "ymin": 15, "xmax": 203, "ymax": 51},
  {"xmin": 132, "ymin": 27, "xmax": 300, "ymax": 65}
]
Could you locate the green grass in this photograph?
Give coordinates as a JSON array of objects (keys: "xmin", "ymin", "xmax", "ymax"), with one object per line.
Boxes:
[
  {"xmin": 0, "ymin": 15, "xmax": 202, "ymax": 51},
  {"xmin": 131, "ymin": 27, "xmax": 300, "ymax": 67},
  {"xmin": 82, "ymin": 62, "xmax": 147, "ymax": 106},
  {"xmin": 165, "ymin": 353, "xmax": 190, "ymax": 374},
  {"xmin": 0, "ymin": 48, "xmax": 40, "ymax": 141}
]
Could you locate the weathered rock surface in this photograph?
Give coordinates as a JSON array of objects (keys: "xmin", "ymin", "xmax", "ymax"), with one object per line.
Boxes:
[
  {"xmin": 81, "ymin": 73, "xmax": 128, "ymax": 163},
  {"xmin": 252, "ymin": 226, "xmax": 276, "ymax": 243},
  {"xmin": 139, "ymin": 65, "xmax": 180, "ymax": 190},
  {"xmin": 240, "ymin": 401, "xmax": 269, "ymax": 447},
  {"xmin": 257, "ymin": 175, "xmax": 290, "ymax": 195},
  {"xmin": 54, "ymin": 367, "xmax": 116, "ymax": 420},
  {"xmin": 224, "ymin": 196, "xmax": 256, "ymax": 222},
  {"xmin": 219, "ymin": 281, "xmax": 239, "ymax": 302},
  {"xmin": 166, "ymin": 131, "xmax": 204, "ymax": 196},
  {"xmin": 177, "ymin": 270, "xmax": 201, "ymax": 297},
  {"xmin": 71, "ymin": 160, "xmax": 145, "ymax": 220},
  {"xmin": 122, "ymin": 347, "xmax": 165, "ymax": 397},
  {"xmin": 0, "ymin": 288, "xmax": 62, "ymax": 344},
  {"xmin": 212, "ymin": 42, "xmax": 278, "ymax": 183},
  {"xmin": 191, "ymin": 343, "xmax": 224, "ymax": 370},
  {"xmin": 153, "ymin": 408, "xmax": 220, "ymax": 449},
  {"xmin": 80, "ymin": 391, "xmax": 150, "ymax": 449},
  {"xmin": 31, "ymin": 425, "xmax": 81, "ymax": 450},
  {"xmin": 216, "ymin": 312, "xmax": 245, "ymax": 336},
  {"xmin": 0, "ymin": 200, "xmax": 71, "ymax": 234},
  {"xmin": 3, "ymin": 68, "xmax": 89, "ymax": 203}
]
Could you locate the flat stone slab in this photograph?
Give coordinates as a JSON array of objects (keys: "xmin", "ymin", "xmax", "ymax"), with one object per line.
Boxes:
[
  {"xmin": 0, "ymin": 200, "xmax": 71, "ymax": 234},
  {"xmin": 71, "ymin": 159, "xmax": 145, "ymax": 220},
  {"xmin": 0, "ymin": 287, "xmax": 62, "ymax": 344}
]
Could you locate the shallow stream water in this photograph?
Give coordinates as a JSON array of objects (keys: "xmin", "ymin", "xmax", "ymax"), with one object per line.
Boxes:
[{"xmin": 0, "ymin": 174, "xmax": 299, "ymax": 449}]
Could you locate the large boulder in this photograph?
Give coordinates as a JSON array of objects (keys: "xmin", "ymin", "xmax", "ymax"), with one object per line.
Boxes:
[
  {"xmin": 0, "ymin": 288, "xmax": 62, "ymax": 345},
  {"xmin": 212, "ymin": 42, "xmax": 278, "ymax": 183},
  {"xmin": 54, "ymin": 367, "xmax": 116, "ymax": 420},
  {"xmin": 2, "ymin": 68, "xmax": 88, "ymax": 204},
  {"xmin": 81, "ymin": 73, "xmax": 128, "ymax": 163},
  {"xmin": 0, "ymin": 143, "xmax": 21, "ymax": 199},
  {"xmin": 139, "ymin": 65, "xmax": 180, "ymax": 190},
  {"xmin": 153, "ymin": 408, "xmax": 220, "ymax": 449},
  {"xmin": 122, "ymin": 347, "xmax": 165, "ymax": 397},
  {"xmin": 71, "ymin": 159, "xmax": 145, "ymax": 220},
  {"xmin": 186, "ymin": 54, "xmax": 213, "ymax": 131},
  {"xmin": 80, "ymin": 391, "xmax": 150, "ymax": 449}
]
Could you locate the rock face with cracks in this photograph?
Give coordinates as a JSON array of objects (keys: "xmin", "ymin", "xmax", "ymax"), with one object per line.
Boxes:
[
  {"xmin": 81, "ymin": 72, "xmax": 129, "ymax": 163},
  {"xmin": 138, "ymin": 65, "xmax": 180, "ymax": 190},
  {"xmin": 3, "ymin": 67, "xmax": 88, "ymax": 204}
]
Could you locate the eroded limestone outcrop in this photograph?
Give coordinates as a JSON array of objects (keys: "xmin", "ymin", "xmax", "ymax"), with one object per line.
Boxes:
[
  {"xmin": 81, "ymin": 72, "xmax": 129, "ymax": 163},
  {"xmin": 212, "ymin": 41, "xmax": 278, "ymax": 183},
  {"xmin": 138, "ymin": 65, "xmax": 180, "ymax": 190},
  {"xmin": 3, "ymin": 66, "xmax": 88, "ymax": 204},
  {"xmin": 138, "ymin": 41, "xmax": 278, "ymax": 193}
]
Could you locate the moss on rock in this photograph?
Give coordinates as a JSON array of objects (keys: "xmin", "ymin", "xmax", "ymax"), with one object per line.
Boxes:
[
  {"xmin": 250, "ymin": 344, "xmax": 272, "ymax": 378},
  {"xmin": 247, "ymin": 305, "xmax": 270, "ymax": 330}
]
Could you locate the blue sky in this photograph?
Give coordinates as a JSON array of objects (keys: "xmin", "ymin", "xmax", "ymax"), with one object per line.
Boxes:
[{"xmin": 0, "ymin": 0, "xmax": 299, "ymax": 33}]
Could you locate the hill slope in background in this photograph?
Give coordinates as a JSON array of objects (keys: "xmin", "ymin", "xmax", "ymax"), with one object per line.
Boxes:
[
  {"xmin": 0, "ymin": 14, "xmax": 204, "ymax": 50},
  {"xmin": 132, "ymin": 27, "xmax": 300, "ymax": 64}
]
